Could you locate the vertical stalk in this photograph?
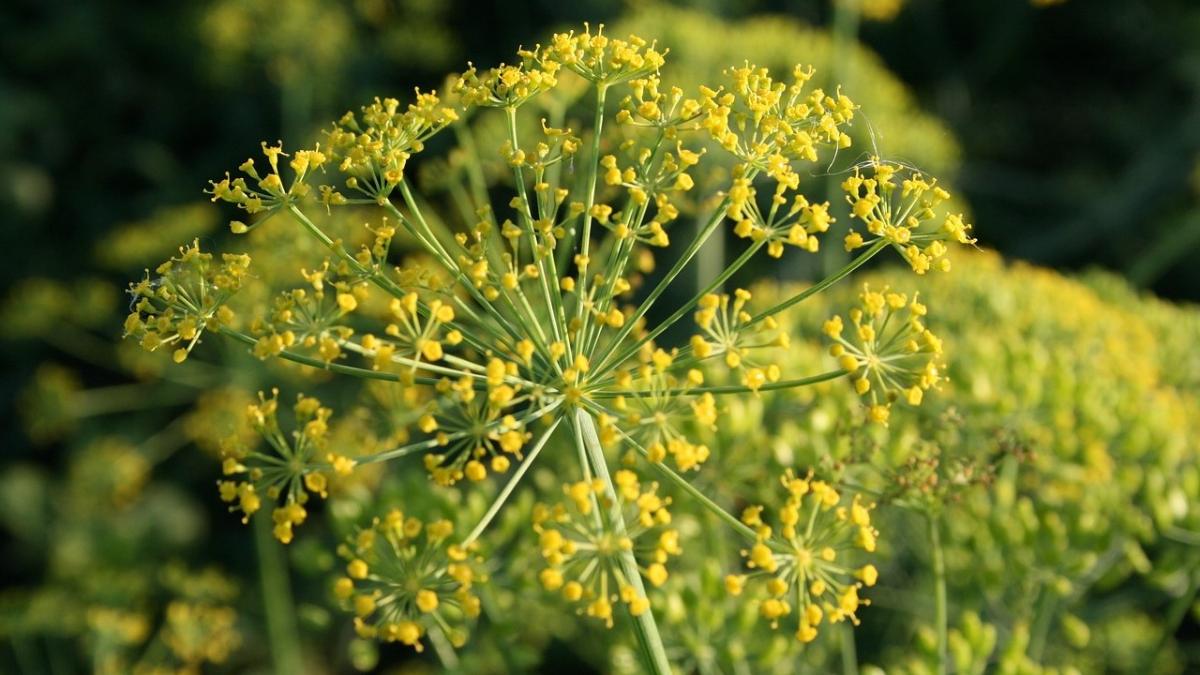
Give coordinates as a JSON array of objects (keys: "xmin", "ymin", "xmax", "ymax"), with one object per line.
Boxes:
[
  {"xmin": 928, "ymin": 514, "xmax": 947, "ymax": 675},
  {"xmin": 840, "ymin": 622, "xmax": 859, "ymax": 675},
  {"xmin": 1027, "ymin": 586, "xmax": 1055, "ymax": 662},
  {"xmin": 573, "ymin": 84, "xmax": 609, "ymax": 342},
  {"xmin": 254, "ymin": 512, "xmax": 303, "ymax": 675},
  {"xmin": 575, "ymin": 409, "xmax": 672, "ymax": 675}
]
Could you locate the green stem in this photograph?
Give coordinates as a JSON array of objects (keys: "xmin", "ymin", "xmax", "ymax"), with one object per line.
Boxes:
[
  {"xmin": 841, "ymin": 622, "xmax": 859, "ymax": 675},
  {"xmin": 254, "ymin": 512, "xmax": 303, "ymax": 675},
  {"xmin": 590, "ymin": 198, "xmax": 733, "ymax": 376},
  {"xmin": 428, "ymin": 625, "xmax": 460, "ymax": 670},
  {"xmin": 646, "ymin": 456, "xmax": 758, "ymax": 543},
  {"xmin": 73, "ymin": 382, "xmax": 194, "ymax": 416},
  {"xmin": 1028, "ymin": 585, "xmax": 1056, "ymax": 662},
  {"xmin": 590, "ymin": 407, "xmax": 758, "ymax": 544},
  {"xmin": 575, "ymin": 409, "xmax": 672, "ymax": 675},
  {"xmin": 217, "ymin": 326, "xmax": 439, "ymax": 385},
  {"xmin": 573, "ymin": 84, "xmax": 609, "ymax": 332},
  {"xmin": 464, "ymin": 418, "xmax": 561, "ymax": 545},
  {"xmin": 504, "ymin": 107, "xmax": 567, "ymax": 349},
  {"xmin": 1149, "ymin": 553, "xmax": 1200, "ymax": 669},
  {"xmin": 596, "ymin": 240, "xmax": 764, "ymax": 379},
  {"xmin": 748, "ymin": 240, "xmax": 887, "ymax": 328},
  {"xmin": 11, "ymin": 636, "xmax": 37, "ymax": 675},
  {"xmin": 588, "ymin": 369, "xmax": 847, "ymax": 399},
  {"xmin": 928, "ymin": 514, "xmax": 947, "ymax": 675}
]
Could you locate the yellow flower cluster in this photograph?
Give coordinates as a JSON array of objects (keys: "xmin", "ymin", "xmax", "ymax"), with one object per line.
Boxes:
[
  {"xmin": 87, "ymin": 607, "xmax": 151, "ymax": 647},
  {"xmin": 420, "ymin": 355, "xmax": 534, "ymax": 486},
  {"xmin": 728, "ymin": 177, "xmax": 835, "ymax": 257},
  {"xmin": 616, "ymin": 76, "xmax": 703, "ymax": 130},
  {"xmin": 725, "ymin": 470, "xmax": 879, "ymax": 643},
  {"xmin": 378, "ymin": 293, "xmax": 460, "ymax": 367},
  {"xmin": 68, "ymin": 438, "xmax": 151, "ymax": 508},
  {"xmin": 544, "ymin": 23, "xmax": 667, "ymax": 85},
  {"xmin": 596, "ymin": 139, "xmax": 693, "ymax": 247},
  {"xmin": 251, "ymin": 259, "xmax": 365, "ymax": 363},
  {"xmin": 842, "ymin": 158, "xmax": 974, "ymax": 274},
  {"xmin": 123, "ymin": 240, "xmax": 249, "ymax": 364},
  {"xmin": 217, "ymin": 390, "xmax": 355, "ymax": 543},
  {"xmin": 326, "ymin": 94, "xmax": 459, "ymax": 202},
  {"xmin": 601, "ymin": 360, "xmax": 715, "ymax": 473},
  {"xmin": 692, "ymin": 289, "xmax": 787, "ymax": 392},
  {"xmin": 700, "ymin": 64, "xmax": 856, "ymax": 187},
  {"xmin": 533, "ymin": 472, "xmax": 681, "ymax": 627},
  {"xmin": 130, "ymin": 21, "xmax": 986, "ymax": 662},
  {"xmin": 334, "ymin": 509, "xmax": 484, "ymax": 652},
  {"xmin": 160, "ymin": 601, "xmax": 242, "ymax": 669},
  {"xmin": 453, "ymin": 52, "xmax": 560, "ymax": 108},
  {"xmin": 823, "ymin": 283, "xmax": 943, "ymax": 424},
  {"xmin": 209, "ymin": 141, "xmax": 329, "ymax": 219}
]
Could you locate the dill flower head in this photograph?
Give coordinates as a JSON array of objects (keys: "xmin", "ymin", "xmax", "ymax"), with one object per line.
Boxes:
[
  {"xmin": 67, "ymin": 438, "xmax": 150, "ymax": 508},
  {"xmin": 841, "ymin": 158, "xmax": 974, "ymax": 275},
  {"xmin": 533, "ymin": 470, "xmax": 681, "ymax": 627},
  {"xmin": 126, "ymin": 22, "xmax": 975, "ymax": 667},
  {"xmin": 123, "ymin": 239, "xmax": 249, "ymax": 364},
  {"xmin": 725, "ymin": 469, "xmax": 879, "ymax": 643},
  {"xmin": 691, "ymin": 288, "xmax": 789, "ymax": 392},
  {"xmin": 546, "ymin": 23, "xmax": 666, "ymax": 85},
  {"xmin": 334, "ymin": 508, "xmax": 486, "ymax": 651},
  {"xmin": 209, "ymin": 141, "xmax": 333, "ymax": 216},
  {"xmin": 217, "ymin": 389, "xmax": 356, "ymax": 542},
  {"xmin": 824, "ymin": 283, "xmax": 944, "ymax": 424}
]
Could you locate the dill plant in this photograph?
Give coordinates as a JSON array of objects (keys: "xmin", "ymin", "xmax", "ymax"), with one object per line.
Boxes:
[{"xmin": 123, "ymin": 24, "xmax": 972, "ymax": 671}]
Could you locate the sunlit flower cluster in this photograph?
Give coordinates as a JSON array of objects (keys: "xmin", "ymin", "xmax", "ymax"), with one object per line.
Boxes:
[
  {"xmin": 544, "ymin": 23, "xmax": 666, "ymax": 85},
  {"xmin": 123, "ymin": 239, "xmax": 249, "ymax": 364},
  {"xmin": 842, "ymin": 158, "xmax": 974, "ymax": 274},
  {"xmin": 725, "ymin": 470, "xmax": 878, "ymax": 643},
  {"xmin": 334, "ymin": 509, "xmax": 485, "ymax": 652},
  {"xmin": 160, "ymin": 601, "xmax": 242, "ymax": 669},
  {"xmin": 692, "ymin": 289, "xmax": 787, "ymax": 392},
  {"xmin": 217, "ymin": 389, "xmax": 355, "ymax": 542},
  {"xmin": 823, "ymin": 283, "xmax": 944, "ymax": 424},
  {"xmin": 533, "ymin": 471, "xmax": 681, "ymax": 627}
]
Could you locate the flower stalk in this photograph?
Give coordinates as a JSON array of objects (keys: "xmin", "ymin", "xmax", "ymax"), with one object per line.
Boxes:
[
  {"xmin": 928, "ymin": 513, "xmax": 947, "ymax": 675},
  {"xmin": 575, "ymin": 409, "xmax": 672, "ymax": 675}
]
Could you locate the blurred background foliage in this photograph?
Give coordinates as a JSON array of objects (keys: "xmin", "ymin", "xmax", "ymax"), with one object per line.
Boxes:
[{"xmin": 2, "ymin": 0, "xmax": 1199, "ymax": 672}]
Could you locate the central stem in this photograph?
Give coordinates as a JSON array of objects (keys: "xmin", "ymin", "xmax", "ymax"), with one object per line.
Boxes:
[
  {"xmin": 254, "ymin": 511, "xmax": 303, "ymax": 675},
  {"xmin": 575, "ymin": 409, "xmax": 672, "ymax": 674},
  {"xmin": 928, "ymin": 514, "xmax": 947, "ymax": 675}
]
